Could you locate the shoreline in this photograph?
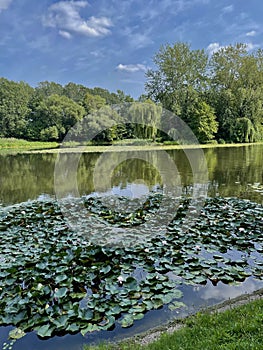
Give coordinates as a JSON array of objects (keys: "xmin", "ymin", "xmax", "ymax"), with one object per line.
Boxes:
[
  {"xmin": 0, "ymin": 142, "xmax": 262, "ymax": 155},
  {"xmin": 116, "ymin": 287, "xmax": 263, "ymax": 347}
]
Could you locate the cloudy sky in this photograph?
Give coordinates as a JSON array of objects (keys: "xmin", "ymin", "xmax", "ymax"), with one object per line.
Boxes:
[{"xmin": 0, "ymin": 0, "xmax": 262, "ymax": 97}]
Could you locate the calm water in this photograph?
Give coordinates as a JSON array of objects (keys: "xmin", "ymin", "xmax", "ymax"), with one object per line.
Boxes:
[
  {"xmin": 0, "ymin": 145, "xmax": 262, "ymax": 206},
  {"xmin": 0, "ymin": 144, "xmax": 262, "ymax": 349}
]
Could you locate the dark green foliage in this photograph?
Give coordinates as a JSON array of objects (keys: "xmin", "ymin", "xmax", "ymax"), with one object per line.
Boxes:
[
  {"xmin": 145, "ymin": 42, "xmax": 263, "ymax": 143},
  {"xmin": 0, "ymin": 78, "xmax": 133, "ymax": 142},
  {"xmin": 0, "ymin": 78, "xmax": 33, "ymax": 138},
  {"xmin": 28, "ymin": 94, "xmax": 86, "ymax": 141}
]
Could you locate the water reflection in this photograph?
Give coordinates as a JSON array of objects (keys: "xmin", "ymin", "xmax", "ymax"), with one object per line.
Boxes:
[
  {"xmin": 1, "ymin": 277, "xmax": 262, "ymax": 350},
  {"xmin": 0, "ymin": 145, "xmax": 262, "ymax": 206}
]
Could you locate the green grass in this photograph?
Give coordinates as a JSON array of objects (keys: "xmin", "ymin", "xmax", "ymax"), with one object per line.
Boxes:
[
  {"xmin": 84, "ymin": 298, "xmax": 263, "ymax": 350},
  {"xmin": 0, "ymin": 138, "xmax": 58, "ymax": 150}
]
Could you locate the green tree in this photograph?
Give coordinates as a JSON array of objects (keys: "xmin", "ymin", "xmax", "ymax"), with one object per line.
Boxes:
[
  {"xmin": 63, "ymin": 82, "xmax": 88, "ymax": 103},
  {"xmin": 83, "ymin": 105, "xmax": 122, "ymax": 143},
  {"xmin": 35, "ymin": 81, "xmax": 64, "ymax": 98},
  {"xmin": 40, "ymin": 126, "xmax": 59, "ymax": 141},
  {"xmin": 0, "ymin": 78, "xmax": 33, "ymax": 138},
  {"xmin": 188, "ymin": 100, "xmax": 218, "ymax": 143},
  {"xmin": 28, "ymin": 94, "xmax": 85, "ymax": 141},
  {"xmin": 128, "ymin": 101, "xmax": 162, "ymax": 140},
  {"xmin": 208, "ymin": 44, "xmax": 263, "ymax": 142},
  {"xmin": 145, "ymin": 42, "xmax": 208, "ymax": 115},
  {"xmin": 82, "ymin": 92, "xmax": 106, "ymax": 114}
]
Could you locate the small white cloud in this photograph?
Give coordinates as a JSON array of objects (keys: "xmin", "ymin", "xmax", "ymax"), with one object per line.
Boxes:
[
  {"xmin": 0, "ymin": 0, "xmax": 12, "ymax": 12},
  {"xmin": 43, "ymin": 1, "xmax": 113, "ymax": 38},
  {"xmin": 59, "ymin": 30, "xmax": 72, "ymax": 39},
  {"xmin": 245, "ymin": 42, "xmax": 258, "ymax": 51},
  {"xmin": 222, "ymin": 5, "xmax": 234, "ymax": 13},
  {"xmin": 206, "ymin": 42, "xmax": 225, "ymax": 55},
  {"xmin": 90, "ymin": 50, "xmax": 104, "ymax": 58},
  {"xmin": 246, "ymin": 30, "xmax": 256, "ymax": 37},
  {"xmin": 116, "ymin": 64, "xmax": 147, "ymax": 73}
]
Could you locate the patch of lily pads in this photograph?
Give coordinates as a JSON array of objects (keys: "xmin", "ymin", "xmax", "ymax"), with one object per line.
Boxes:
[{"xmin": 0, "ymin": 195, "xmax": 262, "ymax": 341}]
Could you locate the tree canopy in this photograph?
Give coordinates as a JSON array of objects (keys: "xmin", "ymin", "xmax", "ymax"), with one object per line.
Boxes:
[
  {"xmin": 145, "ymin": 42, "xmax": 263, "ymax": 143},
  {"xmin": 0, "ymin": 43, "xmax": 262, "ymax": 145}
]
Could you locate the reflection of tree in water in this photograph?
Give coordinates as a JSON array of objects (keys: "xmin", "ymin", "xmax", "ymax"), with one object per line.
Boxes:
[
  {"xmin": 110, "ymin": 158, "xmax": 162, "ymax": 189},
  {"xmin": 205, "ymin": 146, "xmax": 263, "ymax": 203},
  {"xmin": 0, "ymin": 153, "xmax": 57, "ymax": 205},
  {"xmin": 1, "ymin": 145, "xmax": 263, "ymax": 206}
]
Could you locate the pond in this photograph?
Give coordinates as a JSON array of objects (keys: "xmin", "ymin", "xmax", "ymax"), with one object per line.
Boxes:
[{"xmin": 0, "ymin": 144, "xmax": 262, "ymax": 349}]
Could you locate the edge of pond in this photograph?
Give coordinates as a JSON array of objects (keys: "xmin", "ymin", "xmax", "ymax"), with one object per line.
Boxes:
[
  {"xmin": 115, "ymin": 287, "xmax": 263, "ymax": 347},
  {"xmin": 1, "ymin": 142, "xmax": 263, "ymax": 155}
]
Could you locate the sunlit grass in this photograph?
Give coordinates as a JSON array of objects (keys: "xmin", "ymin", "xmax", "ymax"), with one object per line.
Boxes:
[
  {"xmin": 0, "ymin": 138, "xmax": 58, "ymax": 150},
  {"xmin": 84, "ymin": 297, "xmax": 263, "ymax": 350}
]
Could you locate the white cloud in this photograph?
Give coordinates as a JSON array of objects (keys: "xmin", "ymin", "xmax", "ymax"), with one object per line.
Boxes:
[
  {"xmin": 222, "ymin": 5, "xmax": 234, "ymax": 13},
  {"xmin": 0, "ymin": 0, "xmax": 12, "ymax": 12},
  {"xmin": 116, "ymin": 64, "xmax": 147, "ymax": 73},
  {"xmin": 43, "ymin": 1, "xmax": 113, "ymax": 37},
  {"xmin": 59, "ymin": 30, "xmax": 72, "ymax": 39},
  {"xmin": 206, "ymin": 42, "xmax": 225, "ymax": 55},
  {"xmin": 246, "ymin": 30, "xmax": 256, "ymax": 37},
  {"xmin": 206, "ymin": 42, "xmax": 258, "ymax": 56},
  {"xmin": 245, "ymin": 42, "xmax": 258, "ymax": 51}
]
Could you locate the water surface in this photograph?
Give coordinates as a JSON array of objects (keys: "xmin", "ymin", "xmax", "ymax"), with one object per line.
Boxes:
[{"xmin": 0, "ymin": 144, "xmax": 262, "ymax": 349}]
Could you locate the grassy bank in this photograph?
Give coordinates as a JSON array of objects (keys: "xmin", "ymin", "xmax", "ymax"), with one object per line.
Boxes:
[
  {"xmin": 0, "ymin": 138, "xmax": 262, "ymax": 154},
  {"xmin": 17, "ymin": 141, "xmax": 263, "ymax": 154},
  {"xmin": 0, "ymin": 138, "xmax": 58, "ymax": 150},
  {"xmin": 84, "ymin": 297, "xmax": 263, "ymax": 350}
]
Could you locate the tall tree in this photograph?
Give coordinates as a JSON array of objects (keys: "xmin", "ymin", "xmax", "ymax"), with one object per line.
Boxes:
[
  {"xmin": 63, "ymin": 82, "xmax": 88, "ymax": 103},
  {"xmin": 82, "ymin": 92, "xmax": 106, "ymax": 114},
  {"xmin": 128, "ymin": 101, "xmax": 162, "ymax": 140},
  {"xmin": 0, "ymin": 78, "xmax": 33, "ymax": 138},
  {"xmin": 145, "ymin": 42, "xmax": 209, "ymax": 116},
  {"xmin": 35, "ymin": 81, "xmax": 64, "ymax": 98},
  {"xmin": 83, "ymin": 105, "xmax": 122, "ymax": 143},
  {"xmin": 27, "ymin": 94, "xmax": 85, "ymax": 141},
  {"xmin": 208, "ymin": 44, "xmax": 263, "ymax": 141}
]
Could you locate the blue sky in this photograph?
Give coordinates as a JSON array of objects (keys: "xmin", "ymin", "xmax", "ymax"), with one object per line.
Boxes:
[{"xmin": 0, "ymin": 0, "xmax": 262, "ymax": 98}]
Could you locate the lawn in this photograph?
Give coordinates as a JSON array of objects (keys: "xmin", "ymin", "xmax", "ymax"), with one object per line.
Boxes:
[{"xmin": 84, "ymin": 297, "xmax": 263, "ymax": 350}]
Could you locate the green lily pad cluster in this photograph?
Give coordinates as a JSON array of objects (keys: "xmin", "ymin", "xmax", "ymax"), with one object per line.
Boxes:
[
  {"xmin": 83, "ymin": 194, "xmax": 162, "ymax": 226},
  {"xmin": 0, "ymin": 195, "xmax": 262, "ymax": 340}
]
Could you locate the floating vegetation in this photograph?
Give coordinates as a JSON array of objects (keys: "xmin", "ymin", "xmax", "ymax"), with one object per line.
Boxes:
[
  {"xmin": 0, "ymin": 196, "xmax": 262, "ymax": 340},
  {"xmin": 248, "ymin": 183, "xmax": 263, "ymax": 196}
]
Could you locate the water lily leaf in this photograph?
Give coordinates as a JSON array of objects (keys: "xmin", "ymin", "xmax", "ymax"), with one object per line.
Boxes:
[
  {"xmin": 54, "ymin": 287, "xmax": 68, "ymax": 298},
  {"xmin": 55, "ymin": 274, "xmax": 68, "ymax": 283},
  {"xmin": 168, "ymin": 301, "xmax": 186, "ymax": 311},
  {"xmin": 80, "ymin": 323, "xmax": 96, "ymax": 336},
  {"xmin": 100, "ymin": 265, "xmax": 111, "ymax": 274},
  {"xmin": 9, "ymin": 328, "xmax": 26, "ymax": 340},
  {"xmin": 37, "ymin": 324, "xmax": 53, "ymax": 338},
  {"xmin": 151, "ymin": 298, "xmax": 163, "ymax": 309},
  {"xmin": 193, "ymin": 275, "xmax": 207, "ymax": 284},
  {"xmin": 120, "ymin": 315, "xmax": 134, "ymax": 328},
  {"xmin": 66, "ymin": 323, "xmax": 79, "ymax": 333},
  {"xmin": 133, "ymin": 313, "xmax": 145, "ymax": 320}
]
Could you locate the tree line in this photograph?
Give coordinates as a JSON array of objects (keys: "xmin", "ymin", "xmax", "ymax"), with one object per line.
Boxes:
[
  {"xmin": 145, "ymin": 42, "xmax": 263, "ymax": 143},
  {"xmin": 0, "ymin": 42, "xmax": 262, "ymax": 144},
  {"xmin": 0, "ymin": 79, "xmax": 134, "ymax": 142}
]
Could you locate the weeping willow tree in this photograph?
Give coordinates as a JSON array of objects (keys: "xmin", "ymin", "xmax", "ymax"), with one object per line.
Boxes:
[
  {"xmin": 128, "ymin": 101, "xmax": 162, "ymax": 140},
  {"xmin": 234, "ymin": 117, "xmax": 256, "ymax": 143}
]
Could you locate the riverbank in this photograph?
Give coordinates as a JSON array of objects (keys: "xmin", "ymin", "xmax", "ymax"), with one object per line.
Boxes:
[
  {"xmin": 0, "ymin": 138, "xmax": 58, "ymax": 151},
  {"xmin": 84, "ymin": 288, "xmax": 263, "ymax": 349},
  {"xmin": 1, "ymin": 138, "xmax": 262, "ymax": 154}
]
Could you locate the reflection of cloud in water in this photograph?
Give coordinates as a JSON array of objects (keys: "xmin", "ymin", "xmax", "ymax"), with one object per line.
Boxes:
[
  {"xmin": 111, "ymin": 183, "xmax": 150, "ymax": 198},
  {"xmin": 200, "ymin": 278, "xmax": 263, "ymax": 301}
]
